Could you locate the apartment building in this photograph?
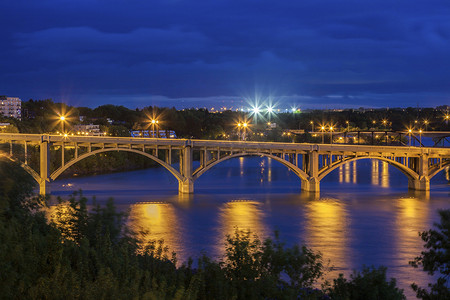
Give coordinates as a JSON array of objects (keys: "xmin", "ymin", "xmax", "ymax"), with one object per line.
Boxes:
[{"xmin": 0, "ymin": 96, "xmax": 21, "ymax": 120}]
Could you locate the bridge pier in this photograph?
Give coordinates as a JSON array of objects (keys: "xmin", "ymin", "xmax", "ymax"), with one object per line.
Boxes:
[
  {"xmin": 179, "ymin": 144, "xmax": 194, "ymax": 194},
  {"xmin": 301, "ymin": 177, "xmax": 320, "ymax": 192},
  {"xmin": 301, "ymin": 150, "xmax": 320, "ymax": 192},
  {"xmin": 39, "ymin": 140, "xmax": 49, "ymax": 195},
  {"xmin": 408, "ymin": 177, "xmax": 430, "ymax": 191},
  {"xmin": 179, "ymin": 179, "xmax": 194, "ymax": 194}
]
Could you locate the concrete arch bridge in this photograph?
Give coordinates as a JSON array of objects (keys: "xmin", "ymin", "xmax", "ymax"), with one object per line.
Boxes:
[{"xmin": 1, "ymin": 133, "xmax": 449, "ymax": 195}]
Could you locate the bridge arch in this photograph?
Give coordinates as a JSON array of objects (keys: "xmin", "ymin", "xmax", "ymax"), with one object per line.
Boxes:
[
  {"xmin": 429, "ymin": 161, "xmax": 450, "ymax": 180},
  {"xmin": 50, "ymin": 148, "xmax": 182, "ymax": 182},
  {"xmin": 2, "ymin": 155, "xmax": 41, "ymax": 183},
  {"xmin": 192, "ymin": 152, "xmax": 309, "ymax": 182},
  {"xmin": 318, "ymin": 156, "xmax": 419, "ymax": 182}
]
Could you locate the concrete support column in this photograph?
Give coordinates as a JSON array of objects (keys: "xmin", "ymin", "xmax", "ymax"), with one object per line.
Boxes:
[
  {"xmin": 179, "ymin": 145, "xmax": 194, "ymax": 194},
  {"xmin": 39, "ymin": 141, "xmax": 49, "ymax": 195},
  {"xmin": 302, "ymin": 150, "xmax": 320, "ymax": 192},
  {"xmin": 408, "ymin": 177, "xmax": 430, "ymax": 191},
  {"xmin": 409, "ymin": 154, "xmax": 430, "ymax": 191}
]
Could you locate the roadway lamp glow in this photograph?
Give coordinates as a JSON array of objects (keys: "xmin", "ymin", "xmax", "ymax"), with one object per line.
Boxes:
[{"xmin": 60, "ymin": 116, "xmax": 65, "ymax": 121}]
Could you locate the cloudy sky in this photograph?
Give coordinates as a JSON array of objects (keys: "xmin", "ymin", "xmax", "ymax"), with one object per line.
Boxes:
[{"xmin": 1, "ymin": 0, "xmax": 449, "ymax": 109}]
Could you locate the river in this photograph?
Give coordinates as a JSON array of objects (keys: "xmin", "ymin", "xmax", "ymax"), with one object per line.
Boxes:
[{"xmin": 50, "ymin": 157, "xmax": 449, "ymax": 298}]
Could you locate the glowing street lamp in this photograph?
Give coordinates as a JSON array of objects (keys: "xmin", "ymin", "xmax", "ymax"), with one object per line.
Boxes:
[
  {"xmin": 329, "ymin": 126, "xmax": 334, "ymax": 144},
  {"xmin": 321, "ymin": 126, "xmax": 325, "ymax": 144},
  {"xmin": 237, "ymin": 122, "xmax": 242, "ymax": 140},
  {"xmin": 419, "ymin": 129, "xmax": 423, "ymax": 147},
  {"xmin": 59, "ymin": 115, "xmax": 66, "ymax": 133},
  {"xmin": 423, "ymin": 120, "xmax": 429, "ymax": 131},
  {"xmin": 408, "ymin": 128, "xmax": 413, "ymax": 146},
  {"xmin": 242, "ymin": 122, "xmax": 248, "ymax": 141},
  {"xmin": 266, "ymin": 105, "xmax": 276, "ymax": 122},
  {"xmin": 310, "ymin": 121, "xmax": 314, "ymax": 132},
  {"xmin": 150, "ymin": 119, "xmax": 159, "ymax": 138}
]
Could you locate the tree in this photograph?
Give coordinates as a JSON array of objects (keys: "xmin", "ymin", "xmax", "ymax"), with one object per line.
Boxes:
[
  {"xmin": 410, "ymin": 209, "xmax": 450, "ymax": 299},
  {"xmin": 328, "ymin": 266, "xmax": 405, "ymax": 300}
]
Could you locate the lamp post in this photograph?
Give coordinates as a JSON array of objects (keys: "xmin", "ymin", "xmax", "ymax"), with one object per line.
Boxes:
[
  {"xmin": 237, "ymin": 122, "xmax": 242, "ymax": 140},
  {"xmin": 310, "ymin": 121, "xmax": 314, "ymax": 132},
  {"xmin": 59, "ymin": 115, "xmax": 66, "ymax": 134},
  {"xmin": 408, "ymin": 129, "xmax": 413, "ymax": 146},
  {"xmin": 150, "ymin": 119, "xmax": 159, "ymax": 138},
  {"xmin": 242, "ymin": 122, "xmax": 248, "ymax": 141},
  {"xmin": 329, "ymin": 126, "xmax": 334, "ymax": 144},
  {"xmin": 423, "ymin": 120, "xmax": 429, "ymax": 131},
  {"xmin": 321, "ymin": 126, "xmax": 325, "ymax": 144},
  {"xmin": 419, "ymin": 129, "xmax": 423, "ymax": 147}
]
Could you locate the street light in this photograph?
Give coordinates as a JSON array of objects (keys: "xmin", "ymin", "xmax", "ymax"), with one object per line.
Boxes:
[
  {"xmin": 321, "ymin": 126, "xmax": 325, "ymax": 144},
  {"xmin": 310, "ymin": 121, "xmax": 314, "ymax": 132},
  {"xmin": 59, "ymin": 115, "xmax": 66, "ymax": 133},
  {"xmin": 408, "ymin": 128, "xmax": 413, "ymax": 146},
  {"xmin": 419, "ymin": 129, "xmax": 423, "ymax": 147},
  {"xmin": 423, "ymin": 120, "xmax": 429, "ymax": 131},
  {"xmin": 242, "ymin": 122, "xmax": 248, "ymax": 141},
  {"xmin": 329, "ymin": 126, "xmax": 334, "ymax": 144},
  {"xmin": 150, "ymin": 119, "xmax": 159, "ymax": 138},
  {"xmin": 237, "ymin": 122, "xmax": 242, "ymax": 140}
]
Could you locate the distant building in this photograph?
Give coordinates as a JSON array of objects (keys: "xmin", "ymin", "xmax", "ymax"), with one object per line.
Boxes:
[
  {"xmin": 130, "ymin": 130, "xmax": 177, "ymax": 138},
  {"xmin": 0, "ymin": 96, "xmax": 21, "ymax": 119},
  {"xmin": 73, "ymin": 124, "xmax": 105, "ymax": 136}
]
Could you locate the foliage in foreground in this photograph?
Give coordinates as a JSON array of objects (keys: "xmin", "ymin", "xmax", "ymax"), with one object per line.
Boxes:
[
  {"xmin": 410, "ymin": 209, "xmax": 450, "ymax": 299},
  {"xmin": 0, "ymin": 160, "xmax": 413, "ymax": 299}
]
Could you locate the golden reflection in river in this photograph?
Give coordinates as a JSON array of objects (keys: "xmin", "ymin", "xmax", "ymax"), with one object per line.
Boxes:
[
  {"xmin": 352, "ymin": 161, "xmax": 357, "ymax": 183},
  {"xmin": 267, "ymin": 157, "xmax": 272, "ymax": 182},
  {"xmin": 128, "ymin": 202, "xmax": 182, "ymax": 260},
  {"xmin": 239, "ymin": 156, "xmax": 244, "ymax": 177},
  {"xmin": 304, "ymin": 199, "xmax": 349, "ymax": 273},
  {"xmin": 345, "ymin": 162, "xmax": 351, "ymax": 183},
  {"xmin": 371, "ymin": 159, "xmax": 379, "ymax": 186},
  {"xmin": 381, "ymin": 161, "xmax": 390, "ymax": 188},
  {"xmin": 339, "ymin": 165, "xmax": 343, "ymax": 183},
  {"xmin": 216, "ymin": 200, "xmax": 267, "ymax": 258},
  {"xmin": 394, "ymin": 194, "xmax": 430, "ymax": 290},
  {"xmin": 446, "ymin": 166, "xmax": 449, "ymax": 181}
]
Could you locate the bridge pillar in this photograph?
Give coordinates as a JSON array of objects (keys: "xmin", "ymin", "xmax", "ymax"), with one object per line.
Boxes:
[
  {"xmin": 302, "ymin": 177, "xmax": 320, "ymax": 192},
  {"xmin": 408, "ymin": 177, "xmax": 430, "ymax": 191},
  {"xmin": 408, "ymin": 154, "xmax": 430, "ymax": 191},
  {"xmin": 302, "ymin": 150, "xmax": 320, "ymax": 192},
  {"xmin": 179, "ymin": 144, "xmax": 194, "ymax": 194},
  {"xmin": 39, "ymin": 141, "xmax": 50, "ymax": 195}
]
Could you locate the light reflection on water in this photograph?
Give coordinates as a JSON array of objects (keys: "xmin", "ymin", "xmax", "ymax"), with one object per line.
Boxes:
[
  {"xmin": 304, "ymin": 198, "xmax": 350, "ymax": 275},
  {"xmin": 50, "ymin": 158, "xmax": 450, "ymax": 299}
]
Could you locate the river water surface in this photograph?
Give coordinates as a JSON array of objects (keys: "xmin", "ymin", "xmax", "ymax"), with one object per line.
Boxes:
[{"xmin": 50, "ymin": 157, "xmax": 449, "ymax": 298}]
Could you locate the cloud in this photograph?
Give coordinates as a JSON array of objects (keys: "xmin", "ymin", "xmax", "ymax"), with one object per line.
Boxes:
[{"xmin": 1, "ymin": 0, "xmax": 450, "ymax": 107}]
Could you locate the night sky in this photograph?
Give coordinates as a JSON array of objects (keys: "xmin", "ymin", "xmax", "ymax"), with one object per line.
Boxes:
[{"xmin": 1, "ymin": 0, "xmax": 449, "ymax": 109}]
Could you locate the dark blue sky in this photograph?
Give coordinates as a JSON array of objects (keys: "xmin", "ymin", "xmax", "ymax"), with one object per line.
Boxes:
[{"xmin": 1, "ymin": 0, "xmax": 449, "ymax": 109}]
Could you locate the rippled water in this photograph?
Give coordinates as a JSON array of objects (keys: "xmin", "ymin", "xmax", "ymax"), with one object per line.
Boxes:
[{"xmin": 50, "ymin": 157, "xmax": 449, "ymax": 298}]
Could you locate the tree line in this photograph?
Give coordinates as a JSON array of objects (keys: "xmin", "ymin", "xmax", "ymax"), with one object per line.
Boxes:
[{"xmin": 1, "ymin": 99, "xmax": 449, "ymax": 142}]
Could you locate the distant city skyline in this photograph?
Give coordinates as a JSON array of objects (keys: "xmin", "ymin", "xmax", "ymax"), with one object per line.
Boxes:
[{"xmin": 1, "ymin": 1, "xmax": 449, "ymax": 109}]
